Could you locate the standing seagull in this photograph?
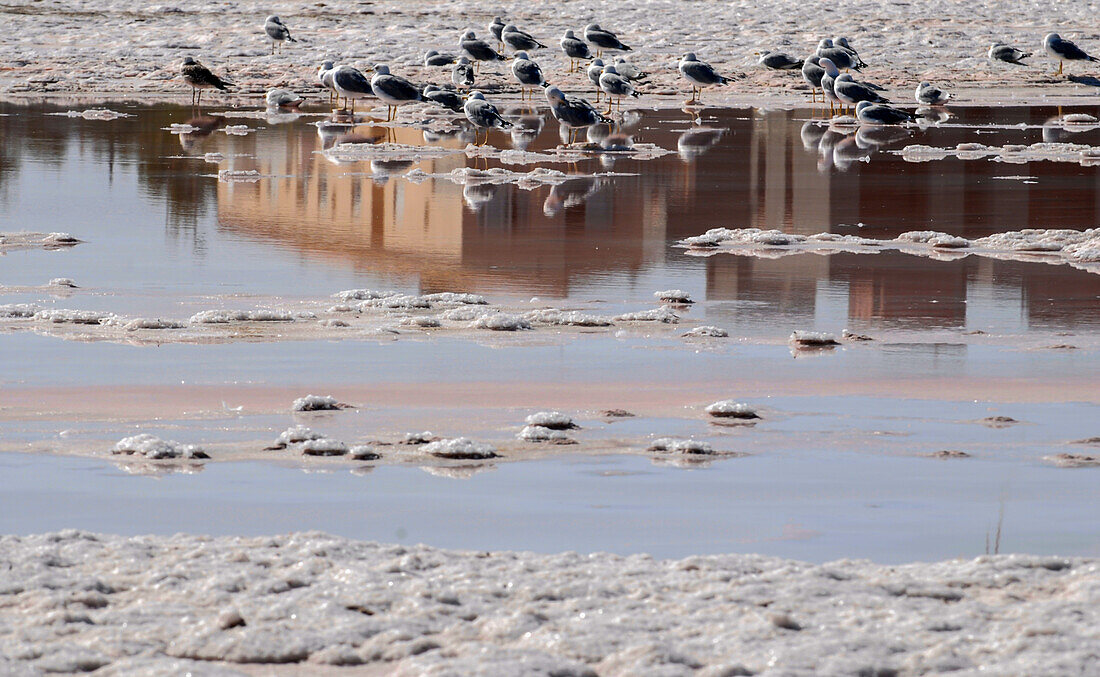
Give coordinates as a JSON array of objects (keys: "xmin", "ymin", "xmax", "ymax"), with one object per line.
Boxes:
[
  {"xmin": 453, "ymin": 56, "xmax": 475, "ymax": 90},
  {"xmin": 587, "ymin": 58, "xmax": 606, "ymax": 101},
  {"xmin": 1044, "ymin": 33, "xmax": 1099, "ymax": 75},
  {"xmin": 264, "ymin": 16, "xmax": 296, "ymax": 54},
  {"xmin": 832, "ymin": 36, "xmax": 868, "ymax": 69},
  {"xmin": 331, "ymin": 64, "xmax": 373, "ymax": 112},
  {"xmin": 802, "ymin": 56, "xmax": 825, "ymax": 102},
  {"xmin": 180, "ymin": 57, "xmax": 232, "ymax": 106},
  {"xmin": 915, "ymin": 81, "xmax": 950, "ymax": 105},
  {"xmin": 511, "ymin": 52, "xmax": 549, "ymax": 100},
  {"xmin": 503, "ymin": 24, "xmax": 546, "ymax": 52},
  {"xmin": 488, "ymin": 17, "xmax": 507, "ymax": 48},
  {"xmin": 989, "ymin": 42, "xmax": 1032, "ymax": 66},
  {"xmin": 371, "ymin": 65, "xmax": 421, "ymax": 122},
  {"xmin": 678, "ymin": 53, "xmax": 733, "ymax": 104},
  {"xmin": 460, "ymin": 31, "xmax": 506, "ymax": 73},
  {"xmin": 544, "ymin": 86, "xmax": 611, "ymax": 143},
  {"xmin": 819, "ymin": 57, "xmax": 841, "ymax": 114},
  {"xmin": 584, "ymin": 24, "xmax": 631, "ymax": 58},
  {"xmin": 463, "ymin": 91, "xmax": 513, "ymax": 145},
  {"xmin": 834, "ymin": 73, "xmax": 889, "ymax": 113},
  {"xmin": 318, "ymin": 60, "xmax": 336, "ymax": 103},
  {"xmin": 561, "ymin": 30, "xmax": 592, "ymax": 72},
  {"xmin": 598, "ymin": 64, "xmax": 639, "ymax": 113}
]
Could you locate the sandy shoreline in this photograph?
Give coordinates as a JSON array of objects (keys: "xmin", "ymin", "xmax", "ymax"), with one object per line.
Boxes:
[{"xmin": 0, "ymin": 531, "xmax": 1097, "ymax": 675}]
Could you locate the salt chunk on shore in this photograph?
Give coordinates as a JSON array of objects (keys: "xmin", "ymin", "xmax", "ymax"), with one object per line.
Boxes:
[
  {"xmin": 300, "ymin": 439, "xmax": 348, "ymax": 456},
  {"xmin": 49, "ymin": 278, "xmax": 77, "ymax": 287},
  {"xmin": 292, "ymin": 395, "xmax": 342, "ymax": 412},
  {"xmin": 348, "ymin": 445, "xmax": 381, "ymax": 460},
  {"xmin": 524, "ymin": 309, "xmax": 613, "ymax": 327},
  {"xmin": 473, "ymin": 313, "xmax": 531, "ymax": 331},
  {"xmin": 189, "ymin": 309, "xmax": 294, "ymax": 323},
  {"xmin": 421, "ymin": 292, "xmax": 487, "ymax": 305},
  {"xmin": 683, "ymin": 326, "xmax": 728, "ymax": 338},
  {"xmin": 400, "ymin": 316, "xmax": 442, "ymax": 328},
  {"xmin": 334, "ymin": 289, "xmax": 399, "ymax": 301},
  {"xmin": 34, "ymin": 309, "xmax": 117, "ymax": 325},
  {"xmin": 270, "ymin": 425, "xmax": 324, "ymax": 449},
  {"xmin": 1063, "ymin": 114, "xmax": 1098, "ymax": 124},
  {"xmin": 517, "ymin": 426, "xmax": 576, "ymax": 444},
  {"xmin": 790, "ymin": 330, "xmax": 840, "ymax": 346},
  {"xmin": 524, "ymin": 411, "xmax": 578, "ymax": 430},
  {"xmin": 614, "ymin": 307, "xmax": 680, "ymax": 323},
  {"xmin": 401, "ymin": 431, "xmax": 436, "ymax": 445},
  {"xmin": 705, "ymin": 400, "xmax": 760, "ymax": 419},
  {"xmin": 0, "ymin": 303, "xmax": 40, "ymax": 318},
  {"xmin": 217, "ymin": 169, "xmax": 261, "ymax": 182},
  {"xmin": 441, "ymin": 307, "xmax": 481, "ymax": 321},
  {"xmin": 422, "ymin": 437, "xmax": 498, "ymax": 459},
  {"xmin": 648, "ymin": 438, "xmax": 715, "ymax": 455},
  {"xmin": 124, "ymin": 318, "xmax": 186, "ymax": 331},
  {"xmin": 1045, "ymin": 453, "xmax": 1100, "ymax": 468},
  {"xmin": 655, "ymin": 289, "xmax": 693, "ymax": 304},
  {"xmin": 113, "ymin": 434, "xmax": 208, "ymax": 459},
  {"xmin": 44, "ymin": 233, "xmax": 80, "ymax": 244}
]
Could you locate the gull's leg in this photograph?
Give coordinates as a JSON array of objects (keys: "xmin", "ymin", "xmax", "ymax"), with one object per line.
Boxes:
[{"xmin": 1058, "ymin": 60, "xmax": 1063, "ymax": 75}]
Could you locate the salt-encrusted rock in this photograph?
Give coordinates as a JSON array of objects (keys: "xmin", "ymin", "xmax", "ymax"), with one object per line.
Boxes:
[
  {"xmin": 34, "ymin": 309, "xmax": 117, "ymax": 325},
  {"xmin": 267, "ymin": 425, "xmax": 325, "ymax": 450},
  {"xmin": 292, "ymin": 395, "xmax": 343, "ymax": 412},
  {"xmin": 401, "ymin": 431, "xmax": 437, "ymax": 445},
  {"xmin": 648, "ymin": 438, "xmax": 715, "ymax": 455},
  {"xmin": 319, "ymin": 318, "xmax": 349, "ymax": 327},
  {"xmin": 216, "ymin": 608, "xmax": 246, "ymax": 630},
  {"xmin": 299, "ymin": 439, "xmax": 348, "ymax": 456},
  {"xmin": 334, "ymin": 289, "xmax": 399, "ymax": 301},
  {"xmin": 400, "ymin": 316, "xmax": 442, "ymax": 328},
  {"xmin": 112, "ymin": 434, "xmax": 208, "ymax": 459},
  {"xmin": 0, "ymin": 304, "xmax": 40, "ymax": 318},
  {"xmin": 614, "ymin": 307, "xmax": 680, "ymax": 323},
  {"xmin": 683, "ymin": 326, "xmax": 728, "ymax": 338},
  {"xmin": 473, "ymin": 314, "xmax": 531, "ymax": 331},
  {"xmin": 1045, "ymin": 453, "xmax": 1100, "ymax": 468},
  {"xmin": 789, "ymin": 330, "xmax": 840, "ymax": 346},
  {"xmin": 654, "ymin": 289, "xmax": 694, "ymax": 304},
  {"xmin": 421, "ymin": 292, "xmax": 487, "ymax": 305},
  {"xmin": 189, "ymin": 309, "xmax": 294, "ymax": 324},
  {"xmin": 704, "ymin": 400, "xmax": 760, "ymax": 419},
  {"xmin": 524, "ymin": 411, "xmax": 578, "ymax": 430},
  {"xmin": 517, "ymin": 426, "xmax": 577, "ymax": 444},
  {"xmin": 49, "ymin": 278, "xmax": 77, "ymax": 287},
  {"xmin": 124, "ymin": 318, "xmax": 186, "ymax": 331},
  {"xmin": 421, "ymin": 437, "xmax": 498, "ymax": 459},
  {"xmin": 441, "ymin": 307, "xmax": 481, "ymax": 321},
  {"xmin": 523, "ymin": 309, "xmax": 614, "ymax": 327},
  {"xmin": 929, "ymin": 449, "xmax": 972, "ymax": 459},
  {"xmin": 348, "ymin": 445, "xmax": 382, "ymax": 460}
]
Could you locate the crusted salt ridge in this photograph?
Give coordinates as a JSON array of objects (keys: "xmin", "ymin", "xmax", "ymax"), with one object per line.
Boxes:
[
  {"xmin": 648, "ymin": 438, "xmax": 716, "ymax": 455},
  {"xmin": 0, "ymin": 231, "xmax": 83, "ymax": 252},
  {"xmin": 704, "ymin": 400, "xmax": 760, "ymax": 419},
  {"xmin": 323, "ymin": 142, "xmax": 456, "ymax": 163},
  {"xmin": 790, "ymin": 330, "xmax": 840, "ymax": 347},
  {"xmin": 517, "ymin": 425, "xmax": 577, "ymax": 444},
  {"xmin": 0, "ymin": 531, "xmax": 1094, "ymax": 675},
  {"xmin": 613, "ymin": 307, "xmax": 680, "ymax": 323},
  {"xmin": 268, "ymin": 425, "xmax": 325, "ymax": 449},
  {"xmin": 420, "ymin": 437, "xmax": 498, "ymax": 459},
  {"xmin": 112, "ymin": 434, "xmax": 208, "ymax": 459},
  {"xmin": 654, "ymin": 289, "xmax": 693, "ymax": 304},
  {"xmin": 291, "ymin": 395, "xmax": 343, "ymax": 412},
  {"xmin": 34, "ymin": 309, "xmax": 120, "ymax": 325},
  {"xmin": 188, "ymin": 309, "xmax": 295, "ymax": 323},
  {"xmin": 473, "ymin": 313, "xmax": 532, "ymax": 331},
  {"xmin": 523, "ymin": 309, "xmax": 614, "ymax": 327},
  {"xmin": 680, "ymin": 227, "xmax": 1100, "ymax": 273},
  {"xmin": 682, "ymin": 325, "xmax": 728, "ymax": 338},
  {"xmin": 123, "ymin": 318, "xmax": 187, "ymax": 331},
  {"xmin": 524, "ymin": 411, "xmax": 577, "ymax": 430},
  {"xmin": 49, "ymin": 108, "xmax": 130, "ymax": 120},
  {"xmin": 217, "ymin": 169, "xmax": 264, "ymax": 182},
  {"xmin": 299, "ymin": 438, "xmax": 348, "ymax": 456},
  {"xmin": 406, "ymin": 167, "xmax": 631, "ymax": 190},
  {"xmin": 899, "ymin": 142, "xmax": 1100, "ymax": 166}
]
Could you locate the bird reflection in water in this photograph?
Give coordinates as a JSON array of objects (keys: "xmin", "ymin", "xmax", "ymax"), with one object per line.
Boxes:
[
  {"xmin": 463, "ymin": 182, "xmax": 498, "ymax": 210},
  {"xmin": 370, "ymin": 159, "xmax": 416, "ymax": 184},
  {"xmin": 177, "ymin": 114, "xmax": 226, "ymax": 152},
  {"xmin": 677, "ymin": 125, "xmax": 724, "ymax": 161},
  {"xmin": 543, "ymin": 176, "xmax": 604, "ymax": 216},
  {"xmin": 504, "ymin": 106, "xmax": 545, "ymax": 150},
  {"xmin": 800, "ymin": 121, "xmax": 826, "ymax": 152},
  {"xmin": 1042, "ymin": 114, "xmax": 1099, "ymax": 143}
]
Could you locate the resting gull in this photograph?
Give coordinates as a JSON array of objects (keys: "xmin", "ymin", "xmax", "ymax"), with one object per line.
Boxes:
[
  {"xmin": 561, "ymin": 30, "xmax": 592, "ymax": 72},
  {"xmin": 989, "ymin": 42, "xmax": 1031, "ymax": 66},
  {"xmin": 834, "ymin": 73, "xmax": 889, "ymax": 113},
  {"xmin": 856, "ymin": 100, "xmax": 913, "ymax": 125},
  {"xmin": 460, "ymin": 31, "xmax": 506, "ymax": 73},
  {"xmin": 489, "ymin": 17, "xmax": 506, "ymax": 47},
  {"xmin": 463, "ymin": 91, "xmax": 513, "ymax": 145},
  {"xmin": 584, "ymin": 23, "xmax": 631, "ymax": 58},
  {"xmin": 453, "ymin": 56, "xmax": 475, "ymax": 89},
  {"xmin": 816, "ymin": 39, "xmax": 859, "ymax": 72},
  {"xmin": 266, "ymin": 88, "xmax": 304, "ymax": 108},
  {"xmin": 422, "ymin": 85, "xmax": 464, "ymax": 113},
  {"xmin": 915, "ymin": 81, "xmax": 950, "ymax": 105},
  {"xmin": 758, "ymin": 51, "xmax": 803, "ymax": 70},
  {"xmin": 598, "ymin": 64, "xmax": 640, "ymax": 113},
  {"xmin": 614, "ymin": 57, "xmax": 648, "ymax": 81},
  {"xmin": 503, "ymin": 24, "xmax": 547, "ymax": 52},
  {"xmin": 317, "ymin": 60, "xmax": 336, "ymax": 103},
  {"xmin": 802, "ymin": 56, "xmax": 825, "ymax": 102},
  {"xmin": 424, "ymin": 50, "xmax": 458, "ymax": 67}
]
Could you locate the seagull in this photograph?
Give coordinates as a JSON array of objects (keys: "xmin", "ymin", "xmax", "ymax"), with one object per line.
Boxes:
[
  {"xmin": 758, "ymin": 51, "xmax": 804, "ymax": 70},
  {"xmin": 613, "ymin": 57, "xmax": 648, "ymax": 81},
  {"xmin": 371, "ymin": 64, "xmax": 421, "ymax": 122},
  {"xmin": 584, "ymin": 23, "xmax": 631, "ymax": 58},
  {"xmin": 266, "ymin": 88, "xmax": 304, "ymax": 108},
  {"xmin": 598, "ymin": 64, "xmax": 639, "ymax": 113},
  {"xmin": 422, "ymin": 84, "xmax": 464, "ymax": 112},
  {"xmin": 502, "ymin": 24, "xmax": 546, "ymax": 52},
  {"xmin": 989, "ymin": 42, "xmax": 1032, "ymax": 66},
  {"xmin": 317, "ymin": 60, "xmax": 336, "ymax": 103},
  {"xmin": 561, "ymin": 30, "xmax": 592, "ymax": 72},
  {"xmin": 678, "ymin": 53, "xmax": 733, "ymax": 104},
  {"xmin": 453, "ymin": 56, "xmax": 475, "ymax": 90},
  {"xmin": 832, "ymin": 36, "xmax": 867, "ymax": 69},
  {"xmin": 1044, "ymin": 33, "xmax": 1099, "ymax": 75},
  {"xmin": 834, "ymin": 73, "xmax": 889, "ymax": 113},
  {"xmin": 802, "ymin": 55, "xmax": 825, "ymax": 102},
  {"xmin": 819, "ymin": 57, "xmax": 841, "ymax": 113},
  {"xmin": 511, "ymin": 51, "xmax": 549, "ymax": 100},
  {"xmin": 816, "ymin": 38, "xmax": 859, "ymax": 72},
  {"xmin": 488, "ymin": 17, "xmax": 506, "ymax": 48},
  {"xmin": 180, "ymin": 57, "xmax": 232, "ymax": 106},
  {"xmin": 331, "ymin": 64, "xmax": 373, "ymax": 112},
  {"xmin": 856, "ymin": 100, "xmax": 913, "ymax": 125},
  {"xmin": 915, "ymin": 81, "xmax": 950, "ymax": 105},
  {"xmin": 587, "ymin": 58, "xmax": 605, "ymax": 101},
  {"xmin": 544, "ymin": 86, "xmax": 611, "ymax": 143},
  {"xmin": 424, "ymin": 50, "xmax": 458, "ymax": 67},
  {"xmin": 264, "ymin": 16, "xmax": 296, "ymax": 54},
  {"xmin": 463, "ymin": 91, "xmax": 513, "ymax": 145},
  {"xmin": 460, "ymin": 31, "xmax": 506, "ymax": 73}
]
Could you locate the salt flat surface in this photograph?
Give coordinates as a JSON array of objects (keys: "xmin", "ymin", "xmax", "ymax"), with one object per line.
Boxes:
[{"xmin": 0, "ymin": 531, "xmax": 1096, "ymax": 675}]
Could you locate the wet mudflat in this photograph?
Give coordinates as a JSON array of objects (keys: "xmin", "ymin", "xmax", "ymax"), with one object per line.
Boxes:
[{"xmin": 1, "ymin": 100, "xmax": 1098, "ymax": 561}]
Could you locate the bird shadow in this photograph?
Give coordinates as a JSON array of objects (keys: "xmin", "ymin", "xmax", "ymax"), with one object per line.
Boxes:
[{"xmin": 1067, "ymin": 74, "xmax": 1100, "ymax": 88}]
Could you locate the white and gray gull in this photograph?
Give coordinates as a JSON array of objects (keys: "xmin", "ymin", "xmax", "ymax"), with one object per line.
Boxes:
[
  {"xmin": 855, "ymin": 100, "xmax": 913, "ymax": 125},
  {"xmin": 453, "ymin": 56, "xmax": 475, "ymax": 89},
  {"xmin": 266, "ymin": 88, "xmax": 304, "ymax": 108},
  {"xmin": 614, "ymin": 57, "xmax": 648, "ymax": 81},
  {"xmin": 587, "ymin": 58, "xmax": 606, "ymax": 101},
  {"xmin": 561, "ymin": 29, "xmax": 592, "ymax": 72},
  {"xmin": 371, "ymin": 65, "xmax": 421, "ymax": 121},
  {"xmin": 815, "ymin": 38, "xmax": 859, "ymax": 72},
  {"xmin": 331, "ymin": 64, "xmax": 373, "ymax": 113},
  {"xmin": 422, "ymin": 85, "xmax": 464, "ymax": 113},
  {"xmin": 678, "ymin": 53, "xmax": 734, "ymax": 104},
  {"xmin": 511, "ymin": 51, "xmax": 549, "ymax": 100},
  {"xmin": 544, "ymin": 86, "xmax": 611, "ymax": 143},
  {"xmin": 915, "ymin": 81, "xmax": 950, "ymax": 105},
  {"xmin": 463, "ymin": 91, "xmax": 513, "ymax": 145},
  {"xmin": 834, "ymin": 73, "xmax": 889, "ymax": 113},
  {"xmin": 584, "ymin": 23, "xmax": 631, "ymax": 58},
  {"xmin": 460, "ymin": 31, "xmax": 506, "ymax": 72},
  {"xmin": 1044, "ymin": 33, "xmax": 1099, "ymax": 75},
  {"xmin": 317, "ymin": 61, "xmax": 336, "ymax": 103},
  {"xmin": 502, "ymin": 24, "xmax": 547, "ymax": 51},
  {"xmin": 832, "ymin": 36, "xmax": 867, "ymax": 69},
  {"xmin": 264, "ymin": 15, "xmax": 296, "ymax": 54},
  {"xmin": 758, "ymin": 51, "xmax": 803, "ymax": 70},
  {"xmin": 802, "ymin": 56, "xmax": 825, "ymax": 102},
  {"xmin": 598, "ymin": 64, "xmax": 640, "ymax": 113},
  {"xmin": 488, "ymin": 17, "xmax": 506, "ymax": 47},
  {"xmin": 424, "ymin": 50, "xmax": 458, "ymax": 67},
  {"xmin": 989, "ymin": 42, "xmax": 1032, "ymax": 66}
]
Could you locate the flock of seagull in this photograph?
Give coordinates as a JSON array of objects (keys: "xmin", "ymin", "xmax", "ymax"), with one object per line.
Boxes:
[{"xmin": 180, "ymin": 16, "xmax": 1100, "ymax": 140}]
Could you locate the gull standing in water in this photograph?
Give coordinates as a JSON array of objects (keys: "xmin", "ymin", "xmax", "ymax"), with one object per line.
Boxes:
[
  {"xmin": 587, "ymin": 58, "xmax": 605, "ymax": 101},
  {"xmin": 463, "ymin": 91, "xmax": 513, "ymax": 145},
  {"xmin": 1044, "ymin": 33, "xmax": 1099, "ymax": 75},
  {"xmin": 424, "ymin": 50, "xmax": 458, "ymax": 67},
  {"xmin": 453, "ymin": 56, "xmax": 475, "ymax": 90},
  {"xmin": 584, "ymin": 24, "xmax": 631, "ymax": 59},
  {"xmin": 502, "ymin": 24, "xmax": 546, "ymax": 52},
  {"xmin": 855, "ymin": 100, "xmax": 913, "ymax": 125},
  {"xmin": 180, "ymin": 57, "xmax": 232, "ymax": 106},
  {"xmin": 915, "ymin": 81, "xmax": 950, "ymax": 105},
  {"xmin": 460, "ymin": 31, "xmax": 506, "ymax": 73},
  {"xmin": 511, "ymin": 51, "xmax": 549, "ymax": 101},
  {"xmin": 371, "ymin": 64, "xmax": 421, "ymax": 122},
  {"xmin": 264, "ymin": 16, "xmax": 296, "ymax": 54},
  {"xmin": 561, "ymin": 30, "xmax": 592, "ymax": 72},
  {"xmin": 544, "ymin": 86, "xmax": 610, "ymax": 143},
  {"xmin": 802, "ymin": 56, "xmax": 825, "ymax": 102},
  {"xmin": 819, "ymin": 57, "xmax": 842, "ymax": 113},
  {"xmin": 317, "ymin": 60, "xmax": 336, "ymax": 103},
  {"xmin": 598, "ymin": 64, "xmax": 639, "ymax": 113},
  {"xmin": 331, "ymin": 64, "xmax": 373, "ymax": 112},
  {"xmin": 989, "ymin": 42, "xmax": 1032, "ymax": 66},
  {"xmin": 678, "ymin": 53, "xmax": 733, "ymax": 104}
]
